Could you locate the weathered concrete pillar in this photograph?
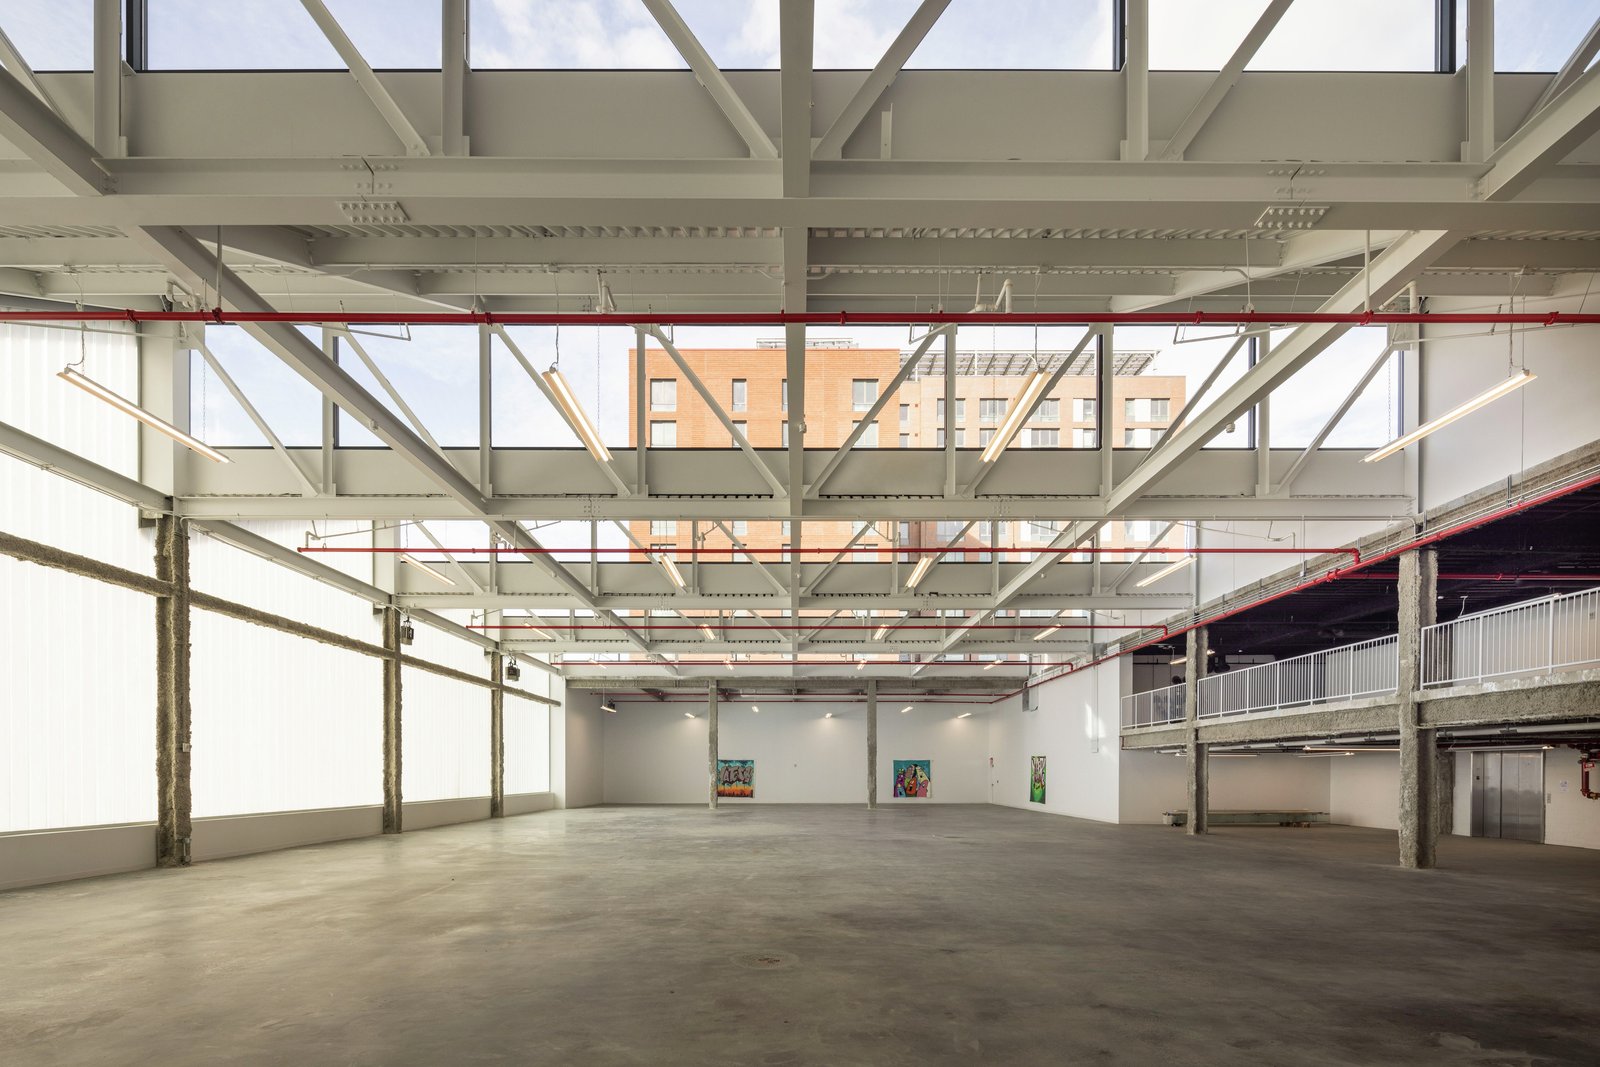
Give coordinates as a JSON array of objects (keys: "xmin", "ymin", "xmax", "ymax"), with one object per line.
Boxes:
[
  {"xmin": 382, "ymin": 607, "xmax": 404, "ymax": 835},
  {"xmin": 155, "ymin": 515, "xmax": 192, "ymax": 868},
  {"xmin": 707, "ymin": 682, "xmax": 719, "ymax": 810},
  {"xmin": 1397, "ymin": 548, "xmax": 1439, "ymax": 868},
  {"xmin": 1435, "ymin": 751, "xmax": 1456, "ymax": 839},
  {"xmin": 489, "ymin": 653, "xmax": 505, "ymax": 819},
  {"xmin": 1184, "ymin": 625, "xmax": 1209, "ymax": 836},
  {"xmin": 866, "ymin": 679, "xmax": 878, "ymax": 809}
]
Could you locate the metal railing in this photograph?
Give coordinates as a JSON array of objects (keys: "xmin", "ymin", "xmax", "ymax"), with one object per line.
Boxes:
[
  {"xmin": 1196, "ymin": 635, "xmax": 1399, "ymax": 720},
  {"xmin": 1121, "ymin": 682, "xmax": 1186, "ymax": 728},
  {"xmin": 1421, "ymin": 585, "xmax": 1600, "ymax": 689}
]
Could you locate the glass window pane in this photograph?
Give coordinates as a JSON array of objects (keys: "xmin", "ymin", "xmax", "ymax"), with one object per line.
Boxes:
[
  {"xmin": 1493, "ymin": 0, "xmax": 1600, "ymax": 71},
  {"xmin": 651, "ymin": 379, "xmax": 677, "ymax": 411},
  {"xmin": 1154, "ymin": 0, "xmax": 1436, "ymax": 71},
  {"xmin": 650, "ymin": 420, "xmax": 677, "ymax": 447},
  {"xmin": 3, "ymin": 1, "xmax": 92, "ymax": 70},
  {"xmin": 908, "ymin": 0, "xmax": 1114, "ymax": 69},
  {"xmin": 1112, "ymin": 326, "xmax": 1249, "ymax": 449},
  {"xmin": 1267, "ymin": 327, "xmax": 1401, "ymax": 448},
  {"xmin": 150, "ymin": 0, "xmax": 447, "ymax": 68},
  {"xmin": 731, "ymin": 379, "xmax": 748, "ymax": 411},
  {"xmin": 191, "ymin": 327, "xmax": 325, "ymax": 447},
  {"xmin": 335, "ymin": 327, "xmax": 478, "ymax": 448},
  {"xmin": 471, "ymin": 0, "xmax": 686, "ymax": 68}
]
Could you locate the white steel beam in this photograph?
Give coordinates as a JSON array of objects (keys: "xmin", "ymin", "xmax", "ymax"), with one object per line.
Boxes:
[
  {"xmin": 962, "ymin": 329, "xmax": 1095, "ymax": 498},
  {"xmin": 1105, "ymin": 229, "xmax": 1459, "ymax": 513},
  {"xmin": 0, "ymin": 23, "xmax": 63, "ymax": 118},
  {"xmin": 813, "ymin": 0, "xmax": 952, "ymax": 160},
  {"xmin": 1522, "ymin": 14, "xmax": 1600, "ymax": 123},
  {"xmin": 0, "ymin": 64, "xmax": 109, "ymax": 195},
  {"xmin": 712, "ymin": 521, "xmax": 790, "ymax": 595},
  {"xmin": 1462, "ymin": 0, "xmax": 1495, "ymax": 163},
  {"xmin": 1144, "ymin": 334, "xmax": 1247, "ymax": 454},
  {"xmin": 92, "ymin": 0, "xmax": 122, "ymax": 157},
  {"xmin": 779, "ymin": 0, "xmax": 813, "ymax": 196},
  {"xmin": 1157, "ymin": 0, "xmax": 1293, "ymax": 161},
  {"xmin": 194, "ymin": 340, "xmax": 318, "ymax": 496},
  {"xmin": 1120, "ymin": 0, "xmax": 1149, "ymax": 161},
  {"xmin": 442, "ymin": 0, "xmax": 469, "ymax": 156},
  {"xmin": 640, "ymin": 0, "xmax": 777, "ymax": 159},
  {"xmin": 1480, "ymin": 64, "xmax": 1600, "ymax": 201},
  {"xmin": 299, "ymin": 0, "xmax": 430, "ymax": 156},
  {"xmin": 335, "ymin": 329, "xmax": 444, "ymax": 454},
  {"xmin": 1273, "ymin": 343, "xmax": 1397, "ymax": 493}
]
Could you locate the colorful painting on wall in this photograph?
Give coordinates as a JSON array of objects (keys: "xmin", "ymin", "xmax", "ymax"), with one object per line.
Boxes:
[
  {"xmin": 1030, "ymin": 756, "xmax": 1047, "ymax": 804},
  {"xmin": 892, "ymin": 759, "xmax": 932, "ymax": 798},
  {"xmin": 716, "ymin": 759, "xmax": 755, "ymax": 798}
]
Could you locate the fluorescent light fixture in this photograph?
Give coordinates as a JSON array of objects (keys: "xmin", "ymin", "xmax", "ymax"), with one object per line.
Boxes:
[
  {"xmin": 957, "ymin": 711, "xmax": 973, "ymax": 719},
  {"xmin": 984, "ymin": 660, "xmax": 1002, "ymax": 670},
  {"xmin": 601, "ymin": 702, "xmax": 618, "ymax": 714},
  {"xmin": 723, "ymin": 658, "xmax": 735, "ymax": 672},
  {"xmin": 542, "ymin": 366, "xmax": 613, "ymax": 462},
  {"xmin": 658, "ymin": 555, "xmax": 687, "ymax": 589},
  {"xmin": 1363, "ymin": 370, "xmax": 1535, "ymax": 463},
  {"xmin": 699, "ymin": 624, "xmax": 716, "ymax": 640},
  {"xmin": 58, "ymin": 367, "xmax": 231, "ymax": 463},
  {"xmin": 905, "ymin": 555, "xmax": 935, "ymax": 589},
  {"xmin": 1033, "ymin": 624, "xmax": 1061, "ymax": 641},
  {"xmin": 1136, "ymin": 555, "xmax": 1195, "ymax": 589},
  {"xmin": 899, "ymin": 705, "xmax": 912, "ymax": 714},
  {"xmin": 873, "ymin": 623, "xmax": 891, "ymax": 640},
  {"xmin": 979, "ymin": 370, "xmax": 1050, "ymax": 463},
  {"xmin": 751, "ymin": 704, "xmax": 759, "ymax": 713},
  {"xmin": 1169, "ymin": 656, "xmax": 1186, "ymax": 665},
  {"xmin": 399, "ymin": 553, "xmax": 456, "ymax": 587},
  {"xmin": 684, "ymin": 712, "xmax": 695, "ymax": 719},
  {"xmin": 824, "ymin": 712, "xmax": 834, "ymax": 718}
]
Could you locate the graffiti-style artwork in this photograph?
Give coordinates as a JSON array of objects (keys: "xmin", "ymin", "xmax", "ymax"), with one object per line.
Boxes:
[
  {"xmin": 892, "ymin": 759, "xmax": 932, "ymax": 798},
  {"xmin": 716, "ymin": 759, "xmax": 755, "ymax": 798},
  {"xmin": 1030, "ymin": 756, "xmax": 1047, "ymax": 804}
]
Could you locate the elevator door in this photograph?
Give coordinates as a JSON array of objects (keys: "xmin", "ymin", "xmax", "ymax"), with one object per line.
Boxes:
[{"xmin": 1470, "ymin": 751, "xmax": 1544, "ymax": 842}]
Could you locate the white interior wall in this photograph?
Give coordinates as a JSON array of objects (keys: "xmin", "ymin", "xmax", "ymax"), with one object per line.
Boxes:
[
  {"xmin": 600, "ymin": 698, "xmax": 991, "ymax": 805},
  {"xmin": 989, "ymin": 660, "xmax": 1122, "ymax": 822},
  {"xmin": 1420, "ymin": 285, "xmax": 1600, "ymax": 510},
  {"xmin": 1538, "ymin": 748, "xmax": 1600, "ymax": 851},
  {"xmin": 1329, "ymin": 753, "xmax": 1402, "ymax": 829},
  {"xmin": 1118, "ymin": 751, "xmax": 1332, "ymax": 824},
  {"xmin": 558, "ymin": 688, "xmax": 605, "ymax": 809}
]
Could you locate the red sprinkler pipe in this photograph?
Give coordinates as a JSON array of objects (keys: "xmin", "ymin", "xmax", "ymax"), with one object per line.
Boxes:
[
  {"xmin": 566, "ymin": 658, "xmax": 1022, "ymax": 667},
  {"xmin": 303, "ymin": 545, "xmax": 1357, "ymax": 560},
  {"xmin": 4, "ymin": 309, "xmax": 1600, "ymax": 327},
  {"xmin": 1344, "ymin": 572, "xmax": 1600, "ymax": 583},
  {"xmin": 990, "ymin": 469, "xmax": 1600, "ymax": 705},
  {"xmin": 476, "ymin": 622, "xmax": 1156, "ymax": 632}
]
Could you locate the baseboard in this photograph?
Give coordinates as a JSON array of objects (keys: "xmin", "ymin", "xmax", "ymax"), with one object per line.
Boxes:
[
  {"xmin": 504, "ymin": 792, "xmax": 557, "ymax": 816},
  {"xmin": 191, "ymin": 806, "xmax": 383, "ymax": 862},
  {"xmin": 403, "ymin": 796, "xmax": 492, "ymax": 830},
  {"xmin": 0, "ymin": 822, "xmax": 157, "ymax": 892}
]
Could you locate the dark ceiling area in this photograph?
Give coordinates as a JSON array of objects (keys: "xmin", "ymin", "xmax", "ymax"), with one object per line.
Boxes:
[{"xmin": 1184, "ymin": 483, "xmax": 1600, "ymax": 666}]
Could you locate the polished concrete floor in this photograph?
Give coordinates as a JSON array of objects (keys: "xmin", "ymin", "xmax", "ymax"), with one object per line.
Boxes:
[{"xmin": 3, "ymin": 806, "xmax": 1599, "ymax": 1066}]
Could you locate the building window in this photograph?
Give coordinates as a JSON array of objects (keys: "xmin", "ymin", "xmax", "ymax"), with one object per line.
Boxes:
[
  {"xmin": 730, "ymin": 520, "xmax": 747, "ymax": 537},
  {"xmin": 781, "ymin": 421, "xmax": 789, "ymax": 447},
  {"xmin": 649, "ymin": 520, "xmax": 677, "ymax": 537},
  {"xmin": 780, "ymin": 379, "xmax": 788, "ymax": 411},
  {"xmin": 1126, "ymin": 397, "xmax": 1168, "ymax": 422},
  {"xmin": 936, "ymin": 428, "xmax": 965, "ymax": 448},
  {"xmin": 936, "ymin": 398, "xmax": 966, "ymax": 424},
  {"xmin": 1073, "ymin": 428, "xmax": 1099, "ymax": 448},
  {"xmin": 853, "ymin": 420, "xmax": 879, "ymax": 448},
  {"xmin": 899, "ymin": 403, "xmax": 910, "ymax": 426},
  {"xmin": 852, "ymin": 547, "xmax": 877, "ymax": 562},
  {"xmin": 851, "ymin": 379, "xmax": 878, "ymax": 411},
  {"xmin": 650, "ymin": 421, "xmax": 677, "ymax": 447},
  {"xmin": 1073, "ymin": 397, "xmax": 1097, "ymax": 422},
  {"xmin": 1027, "ymin": 428, "xmax": 1059, "ymax": 448},
  {"xmin": 1035, "ymin": 398, "xmax": 1059, "ymax": 422},
  {"xmin": 979, "ymin": 398, "xmax": 1005, "ymax": 423},
  {"xmin": 1150, "ymin": 397, "xmax": 1170, "ymax": 421},
  {"xmin": 978, "ymin": 428, "xmax": 995, "ymax": 447},
  {"xmin": 730, "ymin": 379, "xmax": 747, "ymax": 412},
  {"xmin": 1124, "ymin": 427, "xmax": 1154, "ymax": 447},
  {"xmin": 731, "ymin": 420, "xmax": 747, "ymax": 446},
  {"xmin": 780, "ymin": 521, "xmax": 791, "ymax": 537},
  {"xmin": 650, "ymin": 379, "xmax": 676, "ymax": 412},
  {"xmin": 899, "ymin": 433, "xmax": 911, "ymax": 448},
  {"xmin": 1123, "ymin": 520, "xmax": 1156, "ymax": 543}
]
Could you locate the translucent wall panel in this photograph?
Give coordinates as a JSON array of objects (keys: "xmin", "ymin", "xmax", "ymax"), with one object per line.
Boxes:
[
  {"xmin": 406, "ymin": 612, "xmax": 494, "ymax": 678},
  {"xmin": 504, "ymin": 696, "xmax": 552, "ymax": 794},
  {"xmin": 190, "ymin": 521, "xmax": 377, "ymax": 639},
  {"xmin": 190, "ymin": 613, "xmax": 382, "ymax": 818},
  {"xmin": 0, "ymin": 323, "xmax": 152, "ymax": 572},
  {"xmin": 402, "ymin": 669, "xmax": 490, "ymax": 802},
  {"xmin": 0, "ymin": 558, "xmax": 155, "ymax": 832},
  {"xmin": 1, "ymin": 1, "xmax": 92, "ymax": 70},
  {"xmin": 148, "ymin": 0, "xmax": 440, "ymax": 69}
]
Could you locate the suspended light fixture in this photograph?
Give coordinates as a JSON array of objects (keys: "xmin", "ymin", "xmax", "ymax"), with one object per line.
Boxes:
[
  {"xmin": 957, "ymin": 711, "xmax": 973, "ymax": 719},
  {"xmin": 1033, "ymin": 622, "xmax": 1061, "ymax": 641},
  {"xmin": 751, "ymin": 704, "xmax": 760, "ymax": 713},
  {"xmin": 873, "ymin": 622, "xmax": 891, "ymax": 640},
  {"xmin": 542, "ymin": 366, "xmax": 612, "ymax": 462},
  {"xmin": 856, "ymin": 658, "xmax": 867, "ymax": 670},
  {"xmin": 601, "ymin": 702, "xmax": 618, "ymax": 714},
  {"xmin": 978, "ymin": 369, "xmax": 1050, "ymax": 464},
  {"xmin": 905, "ymin": 555, "xmax": 935, "ymax": 589},
  {"xmin": 984, "ymin": 659, "xmax": 1002, "ymax": 670},
  {"xmin": 684, "ymin": 712, "xmax": 695, "ymax": 719},
  {"xmin": 399, "ymin": 553, "xmax": 457, "ymax": 587},
  {"xmin": 658, "ymin": 555, "xmax": 687, "ymax": 590},
  {"xmin": 1136, "ymin": 554, "xmax": 1195, "ymax": 588},
  {"xmin": 824, "ymin": 712, "xmax": 834, "ymax": 718},
  {"xmin": 899, "ymin": 705, "xmax": 913, "ymax": 714},
  {"xmin": 699, "ymin": 623, "xmax": 716, "ymax": 640},
  {"xmin": 58, "ymin": 367, "xmax": 231, "ymax": 463},
  {"xmin": 1363, "ymin": 370, "xmax": 1535, "ymax": 463}
]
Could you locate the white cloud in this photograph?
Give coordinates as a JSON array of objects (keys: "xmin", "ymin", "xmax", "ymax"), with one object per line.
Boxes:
[{"xmin": 476, "ymin": 0, "xmax": 687, "ymax": 69}]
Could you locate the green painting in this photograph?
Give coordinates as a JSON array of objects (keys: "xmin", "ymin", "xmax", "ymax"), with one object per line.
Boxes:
[{"xmin": 1030, "ymin": 755, "xmax": 1046, "ymax": 804}]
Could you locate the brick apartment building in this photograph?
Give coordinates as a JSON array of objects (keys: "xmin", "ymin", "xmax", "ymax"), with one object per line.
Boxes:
[{"xmin": 625, "ymin": 339, "xmax": 1186, "ymax": 565}]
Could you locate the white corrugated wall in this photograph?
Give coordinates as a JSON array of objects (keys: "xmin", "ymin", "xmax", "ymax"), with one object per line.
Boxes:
[
  {"xmin": 401, "ymin": 668, "xmax": 491, "ymax": 802},
  {"xmin": 504, "ymin": 694, "xmax": 552, "ymax": 794}
]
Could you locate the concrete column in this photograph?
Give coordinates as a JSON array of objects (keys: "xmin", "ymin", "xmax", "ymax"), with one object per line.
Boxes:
[
  {"xmin": 154, "ymin": 515, "xmax": 192, "ymax": 868},
  {"xmin": 1183, "ymin": 625, "xmax": 1209, "ymax": 836},
  {"xmin": 866, "ymin": 679, "xmax": 878, "ymax": 809},
  {"xmin": 707, "ymin": 683, "xmax": 719, "ymax": 810},
  {"xmin": 489, "ymin": 653, "xmax": 505, "ymax": 819},
  {"xmin": 382, "ymin": 606, "xmax": 404, "ymax": 834},
  {"xmin": 1397, "ymin": 548, "xmax": 1439, "ymax": 868}
]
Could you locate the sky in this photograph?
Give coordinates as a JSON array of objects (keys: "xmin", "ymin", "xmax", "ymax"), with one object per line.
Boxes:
[{"xmin": 3, "ymin": 1, "xmax": 1596, "ymax": 71}]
